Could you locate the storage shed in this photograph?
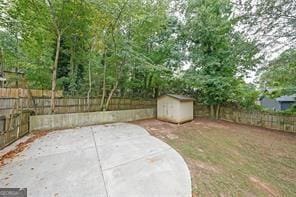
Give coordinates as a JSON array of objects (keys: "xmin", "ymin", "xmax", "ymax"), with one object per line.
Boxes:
[{"xmin": 157, "ymin": 94, "xmax": 195, "ymax": 124}]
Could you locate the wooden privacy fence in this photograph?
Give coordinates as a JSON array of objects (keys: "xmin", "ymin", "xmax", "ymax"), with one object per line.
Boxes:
[
  {"xmin": 194, "ymin": 103, "xmax": 296, "ymax": 133},
  {"xmin": 0, "ymin": 97, "xmax": 156, "ymax": 115},
  {"xmin": 0, "ymin": 88, "xmax": 63, "ymax": 98},
  {"xmin": 219, "ymin": 107, "xmax": 296, "ymax": 133},
  {"xmin": 0, "ymin": 110, "xmax": 31, "ymax": 149},
  {"xmin": 194, "ymin": 103, "xmax": 211, "ymax": 117}
]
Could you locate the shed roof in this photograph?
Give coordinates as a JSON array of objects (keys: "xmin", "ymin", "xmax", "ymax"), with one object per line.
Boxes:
[
  {"xmin": 159, "ymin": 94, "xmax": 195, "ymax": 101},
  {"xmin": 276, "ymin": 95, "xmax": 296, "ymax": 102}
]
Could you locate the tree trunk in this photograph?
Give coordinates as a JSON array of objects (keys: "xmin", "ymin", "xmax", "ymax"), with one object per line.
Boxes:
[
  {"xmin": 69, "ymin": 46, "xmax": 75, "ymax": 96},
  {"xmin": 87, "ymin": 58, "xmax": 92, "ymax": 111},
  {"xmin": 210, "ymin": 105, "xmax": 215, "ymax": 119},
  {"xmin": 50, "ymin": 32, "xmax": 61, "ymax": 114},
  {"xmin": 15, "ymin": 33, "xmax": 19, "ymax": 88},
  {"xmin": 24, "ymin": 80, "xmax": 36, "ymax": 110},
  {"xmin": 154, "ymin": 87, "xmax": 159, "ymax": 99},
  {"xmin": 100, "ymin": 53, "xmax": 107, "ymax": 111},
  {"xmin": 215, "ymin": 104, "xmax": 220, "ymax": 119},
  {"xmin": 87, "ymin": 38, "xmax": 97, "ymax": 111},
  {"xmin": 105, "ymin": 81, "xmax": 118, "ymax": 111}
]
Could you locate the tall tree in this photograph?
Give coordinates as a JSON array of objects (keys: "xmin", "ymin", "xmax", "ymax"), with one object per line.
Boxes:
[
  {"xmin": 4, "ymin": 0, "xmax": 91, "ymax": 112},
  {"xmin": 88, "ymin": 0, "xmax": 172, "ymax": 110},
  {"xmin": 44, "ymin": 0, "xmax": 83, "ymax": 112},
  {"xmin": 260, "ymin": 49, "xmax": 296, "ymax": 96},
  {"xmin": 183, "ymin": 0, "xmax": 260, "ymax": 117}
]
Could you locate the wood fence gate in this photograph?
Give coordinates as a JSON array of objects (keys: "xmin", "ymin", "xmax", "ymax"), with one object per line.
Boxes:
[{"xmin": 0, "ymin": 110, "xmax": 32, "ymax": 149}]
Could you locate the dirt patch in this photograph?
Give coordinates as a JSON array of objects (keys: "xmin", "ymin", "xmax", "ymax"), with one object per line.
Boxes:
[
  {"xmin": 166, "ymin": 133, "xmax": 179, "ymax": 140},
  {"xmin": 249, "ymin": 176, "xmax": 279, "ymax": 197},
  {"xmin": 186, "ymin": 158, "xmax": 221, "ymax": 174},
  {"xmin": 132, "ymin": 119, "xmax": 178, "ymax": 138},
  {"xmin": 0, "ymin": 131, "xmax": 48, "ymax": 167}
]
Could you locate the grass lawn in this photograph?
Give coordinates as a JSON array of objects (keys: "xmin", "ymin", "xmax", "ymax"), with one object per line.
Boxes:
[{"xmin": 133, "ymin": 118, "xmax": 296, "ymax": 196}]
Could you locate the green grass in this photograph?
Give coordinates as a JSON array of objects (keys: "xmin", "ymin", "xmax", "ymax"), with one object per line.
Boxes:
[{"xmin": 136, "ymin": 119, "xmax": 296, "ymax": 196}]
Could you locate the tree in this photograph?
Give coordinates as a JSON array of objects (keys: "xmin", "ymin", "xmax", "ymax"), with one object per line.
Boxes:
[
  {"xmin": 182, "ymin": 0, "xmax": 260, "ymax": 118},
  {"xmin": 44, "ymin": 0, "xmax": 85, "ymax": 113},
  {"xmin": 2, "ymin": 0, "xmax": 177, "ymax": 107},
  {"xmin": 3, "ymin": 0, "xmax": 92, "ymax": 112},
  {"xmin": 0, "ymin": 31, "xmax": 18, "ymax": 74},
  {"xmin": 235, "ymin": 0, "xmax": 296, "ymax": 54},
  {"xmin": 260, "ymin": 49, "xmax": 296, "ymax": 97},
  {"xmin": 87, "ymin": 0, "xmax": 173, "ymax": 110},
  {"xmin": 1, "ymin": 0, "xmax": 262, "ymax": 115}
]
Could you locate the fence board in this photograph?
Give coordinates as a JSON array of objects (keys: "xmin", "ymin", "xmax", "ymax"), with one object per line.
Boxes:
[
  {"xmin": 0, "ymin": 110, "xmax": 31, "ymax": 149},
  {"xmin": 194, "ymin": 103, "xmax": 296, "ymax": 133},
  {"xmin": 0, "ymin": 97, "xmax": 156, "ymax": 116},
  {"xmin": 0, "ymin": 88, "xmax": 63, "ymax": 98}
]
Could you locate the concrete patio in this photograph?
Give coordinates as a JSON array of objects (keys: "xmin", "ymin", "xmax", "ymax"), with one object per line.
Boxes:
[{"xmin": 0, "ymin": 123, "xmax": 191, "ymax": 197}]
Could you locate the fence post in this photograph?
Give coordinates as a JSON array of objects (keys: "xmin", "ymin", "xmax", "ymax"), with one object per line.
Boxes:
[{"xmin": 16, "ymin": 112, "xmax": 21, "ymax": 139}]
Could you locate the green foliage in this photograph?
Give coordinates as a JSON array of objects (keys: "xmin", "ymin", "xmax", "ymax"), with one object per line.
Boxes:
[
  {"xmin": 260, "ymin": 49, "xmax": 296, "ymax": 97},
  {"xmin": 0, "ymin": 31, "xmax": 18, "ymax": 70},
  {"xmin": 283, "ymin": 104, "xmax": 296, "ymax": 114},
  {"xmin": 0, "ymin": 0, "xmax": 264, "ymax": 110},
  {"xmin": 89, "ymin": 0, "xmax": 177, "ymax": 99},
  {"xmin": 232, "ymin": 82, "xmax": 260, "ymax": 109},
  {"xmin": 182, "ymin": 0, "xmax": 260, "ymax": 107},
  {"xmin": 236, "ymin": 0, "xmax": 296, "ymax": 46}
]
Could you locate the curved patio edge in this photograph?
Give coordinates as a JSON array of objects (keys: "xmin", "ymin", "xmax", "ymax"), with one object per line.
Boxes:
[
  {"xmin": 97, "ymin": 122, "xmax": 192, "ymax": 197},
  {"xmin": 0, "ymin": 122, "xmax": 192, "ymax": 197}
]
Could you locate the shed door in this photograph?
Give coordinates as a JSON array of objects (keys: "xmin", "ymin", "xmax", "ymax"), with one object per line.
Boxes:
[{"xmin": 164, "ymin": 102, "xmax": 174, "ymax": 118}]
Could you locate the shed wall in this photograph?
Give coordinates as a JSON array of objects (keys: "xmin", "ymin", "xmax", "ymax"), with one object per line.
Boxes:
[
  {"xmin": 157, "ymin": 97, "xmax": 180, "ymax": 123},
  {"xmin": 178, "ymin": 101, "xmax": 194, "ymax": 123},
  {"xmin": 260, "ymin": 97, "xmax": 280, "ymax": 111},
  {"xmin": 157, "ymin": 96, "xmax": 193, "ymax": 123},
  {"xmin": 280, "ymin": 102, "xmax": 295, "ymax": 110}
]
